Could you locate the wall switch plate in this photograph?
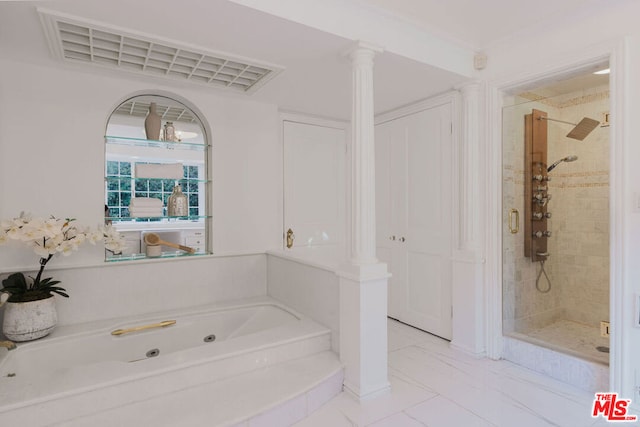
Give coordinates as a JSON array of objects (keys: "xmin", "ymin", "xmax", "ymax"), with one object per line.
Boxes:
[{"xmin": 601, "ymin": 321, "xmax": 610, "ymax": 337}]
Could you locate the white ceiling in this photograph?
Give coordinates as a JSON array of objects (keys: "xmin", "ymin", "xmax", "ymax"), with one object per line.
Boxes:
[
  {"xmin": 358, "ymin": 0, "xmax": 599, "ymax": 49},
  {"xmin": 0, "ymin": 0, "xmax": 610, "ymax": 119},
  {"xmin": 1, "ymin": 0, "xmax": 474, "ymax": 120}
]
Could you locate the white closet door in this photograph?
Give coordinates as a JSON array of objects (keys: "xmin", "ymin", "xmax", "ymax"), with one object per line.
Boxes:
[
  {"xmin": 283, "ymin": 121, "xmax": 346, "ymax": 249},
  {"xmin": 376, "ymin": 119, "xmax": 394, "ymax": 315},
  {"xmin": 376, "ymin": 103, "xmax": 453, "ymax": 339},
  {"xmin": 376, "ymin": 117, "xmax": 407, "ymax": 320}
]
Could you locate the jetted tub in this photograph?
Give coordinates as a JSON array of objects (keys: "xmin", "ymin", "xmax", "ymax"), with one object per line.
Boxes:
[{"xmin": 0, "ymin": 297, "xmax": 331, "ymax": 425}]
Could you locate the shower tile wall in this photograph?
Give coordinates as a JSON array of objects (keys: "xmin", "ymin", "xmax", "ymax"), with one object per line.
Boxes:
[
  {"xmin": 503, "ymin": 97, "xmax": 563, "ymax": 334},
  {"xmin": 503, "ymin": 85, "xmax": 610, "ymax": 336},
  {"xmin": 547, "ymin": 85, "xmax": 610, "ymax": 328}
]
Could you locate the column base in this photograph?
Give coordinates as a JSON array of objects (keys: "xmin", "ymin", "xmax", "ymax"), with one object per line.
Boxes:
[
  {"xmin": 450, "ymin": 252, "xmax": 485, "ymax": 355},
  {"xmin": 338, "ymin": 262, "xmax": 389, "ymax": 401},
  {"xmin": 343, "ymin": 379, "xmax": 391, "ymax": 402}
]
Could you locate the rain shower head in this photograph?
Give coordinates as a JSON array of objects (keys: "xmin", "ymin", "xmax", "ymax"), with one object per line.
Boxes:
[
  {"xmin": 539, "ymin": 116, "xmax": 599, "ymax": 140},
  {"xmin": 547, "ymin": 155, "xmax": 578, "ymax": 172}
]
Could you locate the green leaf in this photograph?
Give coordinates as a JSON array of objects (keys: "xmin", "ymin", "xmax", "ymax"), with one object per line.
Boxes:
[
  {"xmin": 50, "ymin": 289, "xmax": 69, "ymax": 298},
  {"xmin": 39, "ymin": 277, "xmax": 62, "ymax": 287},
  {"xmin": 1, "ymin": 272, "xmax": 28, "ymax": 292}
]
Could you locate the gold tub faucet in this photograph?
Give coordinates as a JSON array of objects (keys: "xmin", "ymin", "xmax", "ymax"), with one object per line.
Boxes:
[{"xmin": 0, "ymin": 340, "xmax": 16, "ymax": 351}]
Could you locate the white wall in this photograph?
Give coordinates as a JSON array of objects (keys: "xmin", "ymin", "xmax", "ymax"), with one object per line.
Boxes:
[
  {"xmin": 0, "ymin": 58, "xmax": 281, "ymax": 257},
  {"xmin": 482, "ymin": 1, "xmax": 640, "ymax": 402},
  {"xmin": 0, "ymin": 57, "xmax": 282, "ymax": 324}
]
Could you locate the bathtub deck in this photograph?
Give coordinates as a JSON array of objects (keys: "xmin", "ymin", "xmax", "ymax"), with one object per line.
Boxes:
[
  {"xmin": 0, "ymin": 297, "xmax": 338, "ymax": 426},
  {"xmin": 59, "ymin": 351, "xmax": 343, "ymax": 427}
]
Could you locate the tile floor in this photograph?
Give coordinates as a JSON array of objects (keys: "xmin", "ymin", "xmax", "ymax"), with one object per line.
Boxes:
[
  {"xmin": 523, "ymin": 319, "xmax": 610, "ymax": 365},
  {"xmin": 296, "ymin": 319, "xmax": 622, "ymax": 427}
]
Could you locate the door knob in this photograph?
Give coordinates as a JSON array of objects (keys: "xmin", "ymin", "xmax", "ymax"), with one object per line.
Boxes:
[
  {"xmin": 389, "ymin": 235, "xmax": 396, "ymax": 241},
  {"xmin": 286, "ymin": 228, "xmax": 295, "ymax": 248},
  {"xmin": 399, "ymin": 237, "xmax": 405, "ymax": 242}
]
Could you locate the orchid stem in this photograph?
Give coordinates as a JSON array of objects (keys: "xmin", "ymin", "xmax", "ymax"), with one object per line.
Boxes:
[{"xmin": 33, "ymin": 254, "xmax": 53, "ymax": 287}]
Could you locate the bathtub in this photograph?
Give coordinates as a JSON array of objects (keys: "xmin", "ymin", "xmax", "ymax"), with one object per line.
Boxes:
[{"xmin": 0, "ymin": 297, "xmax": 332, "ymax": 425}]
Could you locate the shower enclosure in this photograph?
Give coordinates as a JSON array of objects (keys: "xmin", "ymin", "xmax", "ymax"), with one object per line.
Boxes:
[{"xmin": 502, "ymin": 74, "xmax": 610, "ymax": 370}]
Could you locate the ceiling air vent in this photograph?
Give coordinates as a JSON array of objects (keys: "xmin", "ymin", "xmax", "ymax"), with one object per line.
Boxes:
[{"xmin": 38, "ymin": 8, "xmax": 283, "ymax": 94}]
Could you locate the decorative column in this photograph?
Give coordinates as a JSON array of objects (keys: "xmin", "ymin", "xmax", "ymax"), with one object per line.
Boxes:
[
  {"xmin": 338, "ymin": 41, "xmax": 390, "ymax": 401},
  {"xmin": 459, "ymin": 82, "xmax": 482, "ymax": 251},
  {"xmin": 451, "ymin": 81, "xmax": 486, "ymax": 356},
  {"xmin": 350, "ymin": 43, "xmax": 380, "ymax": 266}
]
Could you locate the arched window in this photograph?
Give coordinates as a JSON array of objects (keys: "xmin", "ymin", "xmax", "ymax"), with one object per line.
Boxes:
[{"xmin": 104, "ymin": 94, "xmax": 210, "ymax": 261}]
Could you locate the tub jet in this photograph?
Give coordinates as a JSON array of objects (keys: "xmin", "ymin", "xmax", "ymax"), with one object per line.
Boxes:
[{"xmin": 146, "ymin": 348, "xmax": 160, "ymax": 358}]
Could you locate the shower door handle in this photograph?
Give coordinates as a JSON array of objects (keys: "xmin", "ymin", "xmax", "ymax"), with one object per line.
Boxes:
[{"xmin": 509, "ymin": 209, "xmax": 519, "ymax": 234}]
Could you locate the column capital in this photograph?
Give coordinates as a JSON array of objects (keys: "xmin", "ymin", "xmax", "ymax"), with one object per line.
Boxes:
[
  {"xmin": 455, "ymin": 79, "xmax": 483, "ymax": 94},
  {"xmin": 343, "ymin": 40, "xmax": 384, "ymax": 61}
]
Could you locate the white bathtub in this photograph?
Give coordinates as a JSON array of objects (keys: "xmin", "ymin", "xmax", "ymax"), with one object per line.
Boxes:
[{"xmin": 0, "ymin": 297, "xmax": 331, "ymax": 424}]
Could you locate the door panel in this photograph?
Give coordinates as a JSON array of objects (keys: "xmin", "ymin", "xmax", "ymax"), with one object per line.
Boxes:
[
  {"xmin": 376, "ymin": 103, "xmax": 453, "ymax": 339},
  {"xmin": 376, "ymin": 119, "xmax": 403, "ymax": 319},
  {"xmin": 407, "ymin": 253, "xmax": 441, "ymax": 315},
  {"xmin": 284, "ymin": 121, "xmax": 346, "ymax": 249}
]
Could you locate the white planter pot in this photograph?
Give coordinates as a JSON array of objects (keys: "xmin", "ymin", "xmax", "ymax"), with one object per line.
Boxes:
[{"xmin": 2, "ymin": 295, "xmax": 57, "ymax": 341}]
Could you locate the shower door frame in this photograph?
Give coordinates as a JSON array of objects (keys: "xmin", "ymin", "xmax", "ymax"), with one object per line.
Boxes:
[{"xmin": 484, "ymin": 39, "xmax": 627, "ymax": 394}]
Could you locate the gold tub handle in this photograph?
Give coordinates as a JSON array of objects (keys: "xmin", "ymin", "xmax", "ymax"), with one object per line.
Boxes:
[
  {"xmin": 509, "ymin": 209, "xmax": 519, "ymax": 234},
  {"xmin": 111, "ymin": 320, "xmax": 176, "ymax": 336}
]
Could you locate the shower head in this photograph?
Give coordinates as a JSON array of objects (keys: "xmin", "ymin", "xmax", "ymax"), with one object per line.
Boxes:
[
  {"xmin": 566, "ymin": 118, "xmax": 600, "ymax": 140},
  {"xmin": 547, "ymin": 155, "xmax": 578, "ymax": 172},
  {"xmin": 539, "ymin": 116, "xmax": 599, "ymax": 140}
]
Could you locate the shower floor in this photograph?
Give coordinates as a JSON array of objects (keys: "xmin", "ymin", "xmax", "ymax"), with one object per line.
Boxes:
[{"xmin": 520, "ymin": 319, "xmax": 609, "ymax": 365}]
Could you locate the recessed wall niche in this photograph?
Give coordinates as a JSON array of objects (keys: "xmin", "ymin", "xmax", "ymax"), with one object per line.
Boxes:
[{"xmin": 104, "ymin": 94, "xmax": 210, "ymax": 261}]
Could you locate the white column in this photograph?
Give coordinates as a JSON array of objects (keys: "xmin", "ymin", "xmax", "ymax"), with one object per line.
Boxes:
[
  {"xmin": 338, "ymin": 41, "xmax": 390, "ymax": 401},
  {"xmin": 458, "ymin": 82, "xmax": 482, "ymax": 251},
  {"xmin": 349, "ymin": 43, "xmax": 381, "ymax": 267},
  {"xmin": 451, "ymin": 81, "xmax": 486, "ymax": 356}
]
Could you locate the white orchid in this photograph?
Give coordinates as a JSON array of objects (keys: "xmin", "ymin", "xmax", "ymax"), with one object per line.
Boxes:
[
  {"xmin": 0, "ymin": 213, "xmax": 127, "ymax": 299},
  {"xmin": 86, "ymin": 227, "xmax": 105, "ymax": 245},
  {"xmin": 102, "ymin": 224, "xmax": 127, "ymax": 254}
]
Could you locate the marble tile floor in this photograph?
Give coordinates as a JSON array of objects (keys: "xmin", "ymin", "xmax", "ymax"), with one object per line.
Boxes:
[{"xmin": 297, "ymin": 319, "xmax": 620, "ymax": 427}]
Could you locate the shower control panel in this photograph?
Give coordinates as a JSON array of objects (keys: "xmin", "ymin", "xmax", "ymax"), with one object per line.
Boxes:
[
  {"xmin": 524, "ymin": 109, "xmax": 551, "ymax": 262},
  {"xmin": 528, "ymin": 163, "xmax": 551, "ymax": 260},
  {"xmin": 532, "ymin": 174, "xmax": 551, "ymax": 182}
]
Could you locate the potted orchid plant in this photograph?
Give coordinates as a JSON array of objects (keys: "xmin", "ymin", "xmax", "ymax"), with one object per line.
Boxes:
[{"xmin": 0, "ymin": 212, "xmax": 126, "ymax": 341}]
